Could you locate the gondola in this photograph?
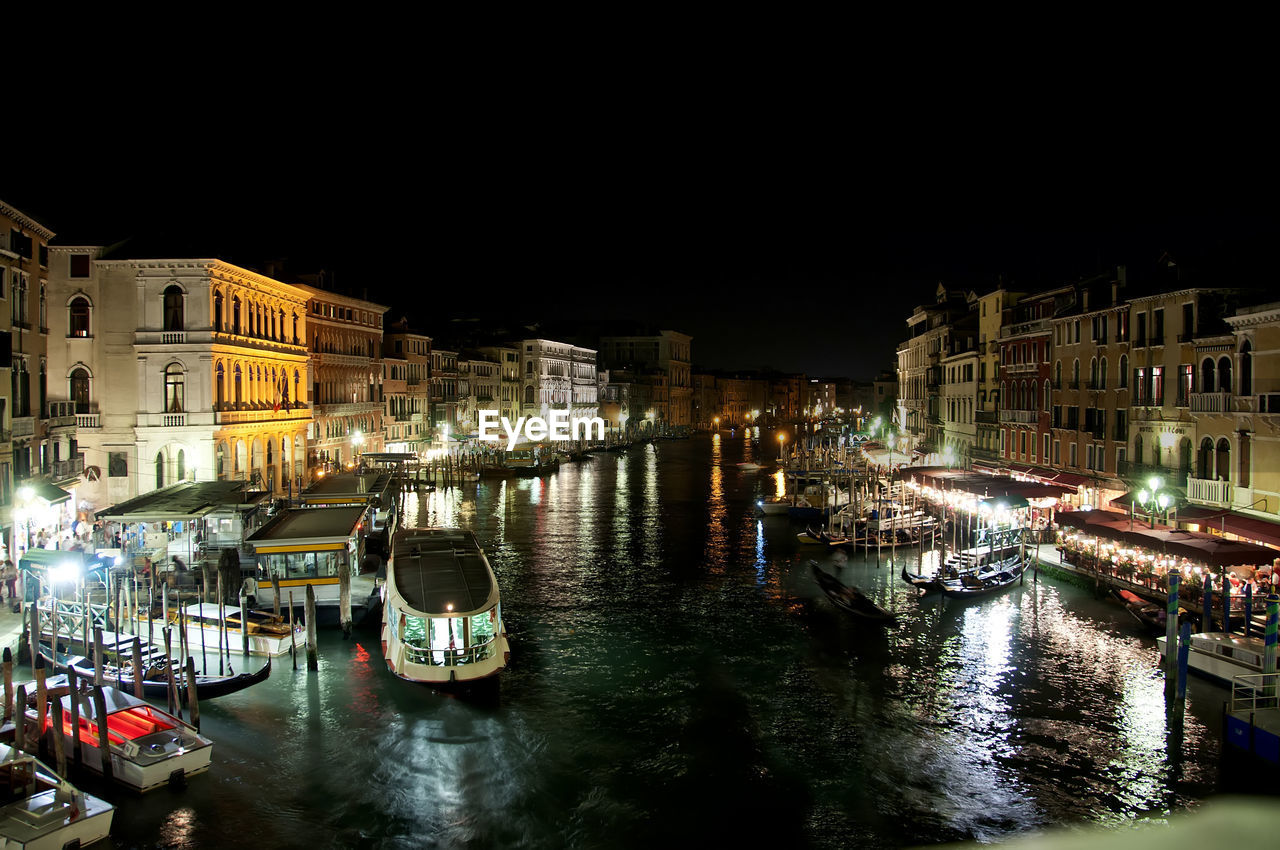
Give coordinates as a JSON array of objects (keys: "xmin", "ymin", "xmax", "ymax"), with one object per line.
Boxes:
[
  {"xmin": 1111, "ymin": 588, "xmax": 1170, "ymax": 634},
  {"xmin": 797, "ymin": 525, "xmax": 850, "ymax": 546},
  {"xmin": 938, "ymin": 554, "xmax": 1027, "ymax": 598},
  {"xmin": 810, "ymin": 562, "xmax": 896, "ymax": 624},
  {"xmin": 900, "ymin": 565, "xmax": 942, "ymax": 592},
  {"xmin": 40, "ymin": 642, "xmax": 271, "ymax": 700}
]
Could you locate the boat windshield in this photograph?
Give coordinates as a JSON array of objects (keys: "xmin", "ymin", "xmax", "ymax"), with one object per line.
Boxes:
[{"xmin": 395, "ymin": 605, "xmax": 501, "ymax": 667}]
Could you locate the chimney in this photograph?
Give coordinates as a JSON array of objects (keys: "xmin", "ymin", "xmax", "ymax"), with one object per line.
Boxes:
[{"xmin": 1113, "ymin": 265, "xmax": 1126, "ymax": 306}]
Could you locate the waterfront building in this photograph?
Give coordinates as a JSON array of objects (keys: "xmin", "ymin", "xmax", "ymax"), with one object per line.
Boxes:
[
  {"xmin": 1184, "ymin": 300, "xmax": 1280, "ymax": 540},
  {"xmin": 295, "ymin": 284, "xmax": 386, "ymax": 473},
  {"xmin": 871, "ymin": 370, "xmax": 897, "ymax": 422},
  {"xmin": 518, "ymin": 338, "xmax": 599, "ymax": 425},
  {"xmin": 429, "ymin": 347, "xmax": 459, "ymax": 449},
  {"xmin": 692, "ymin": 373, "xmax": 717, "ymax": 429},
  {"xmin": 47, "ymin": 248, "xmax": 312, "ymax": 504},
  {"xmin": 806, "ymin": 379, "xmax": 838, "ymax": 419},
  {"xmin": 599, "ymin": 330, "xmax": 692, "ymax": 427},
  {"xmin": 1123, "ymin": 286, "xmax": 1236, "ymax": 501},
  {"xmin": 973, "ymin": 289, "xmax": 1021, "ymax": 463},
  {"xmin": 998, "ymin": 285, "xmax": 1058, "ymax": 472},
  {"xmin": 383, "ymin": 320, "xmax": 432, "ymax": 456},
  {"xmin": 940, "ymin": 346, "xmax": 977, "ymax": 466},
  {"xmin": 476, "ymin": 343, "xmax": 521, "ymax": 425},
  {"xmin": 896, "ymin": 285, "xmax": 975, "ymax": 461},
  {"xmin": 457, "ymin": 353, "xmax": 501, "ymax": 435},
  {"xmin": 2, "ymin": 199, "xmax": 80, "ymax": 555},
  {"xmin": 1045, "ymin": 271, "xmax": 1130, "ymax": 508}
]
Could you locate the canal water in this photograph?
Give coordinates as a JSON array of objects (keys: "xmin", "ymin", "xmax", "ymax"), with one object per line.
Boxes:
[{"xmin": 95, "ymin": 434, "xmax": 1224, "ymax": 848}]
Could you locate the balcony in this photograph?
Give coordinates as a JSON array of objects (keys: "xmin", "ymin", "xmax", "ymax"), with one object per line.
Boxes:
[
  {"xmin": 1186, "ymin": 475, "xmax": 1230, "ymax": 506},
  {"xmin": 1117, "ymin": 460, "xmax": 1189, "ymax": 482},
  {"xmin": 76, "ymin": 413, "xmax": 101, "ymax": 429},
  {"xmin": 999, "ymin": 409, "xmax": 1039, "ymax": 425},
  {"xmin": 214, "ymin": 405, "xmax": 313, "ymax": 425},
  {"xmin": 1005, "ymin": 362, "xmax": 1040, "ymax": 375},
  {"xmin": 12, "ymin": 417, "xmax": 35, "ymax": 438},
  {"xmin": 975, "ymin": 409, "xmax": 998, "ymax": 424},
  {"xmin": 51, "ymin": 457, "xmax": 85, "ymax": 481},
  {"xmin": 1189, "ymin": 392, "xmax": 1233, "ymax": 413}
]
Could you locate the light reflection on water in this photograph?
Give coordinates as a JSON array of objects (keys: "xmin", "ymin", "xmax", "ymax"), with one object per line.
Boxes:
[{"xmin": 102, "ymin": 437, "xmax": 1220, "ymax": 849}]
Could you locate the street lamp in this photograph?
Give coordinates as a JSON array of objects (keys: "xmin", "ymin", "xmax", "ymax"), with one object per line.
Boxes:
[
  {"xmin": 352, "ymin": 430, "xmax": 365, "ymax": 466},
  {"xmin": 713, "ymin": 416, "xmax": 720, "ymax": 431},
  {"xmin": 1131, "ymin": 475, "xmax": 1172, "ymax": 529},
  {"xmin": 778, "ymin": 432, "xmax": 786, "ymax": 462}
]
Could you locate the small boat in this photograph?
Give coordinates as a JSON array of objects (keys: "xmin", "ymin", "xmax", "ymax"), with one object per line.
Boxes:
[
  {"xmin": 736, "ymin": 462, "xmax": 764, "ymax": 472},
  {"xmin": 24, "ymin": 677, "xmax": 213, "ymax": 793},
  {"xmin": 1156, "ymin": 631, "xmax": 1266, "ymax": 687},
  {"xmin": 40, "ymin": 638, "xmax": 271, "ymax": 701},
  {"xmin": 0, "ymin": 742, "xmax": 115, "ymax": 848},
  {"xmin": 381, "ymin": 527, "xmax": 511, "ymax": 685},
  {"xmin": 939, "ymin": 552, "xmax": 1027, "ymax": 598},
  {"xmin": 1112, "ymin": 588, "xmax": 1171, "ymax": 634},
  {"xmin": 810, "ymin": 562, "xmax": 896, "ymax": 624},
  {"xmin": 172, "ymin": 603, "xmax": 306, "ymax": 657},
  {"xmin": 797, "ymin": 526, "xmax": 849, "ymax": 546},
  {"xmin": 757, "ymin": 497, "xmax": 793, "ymax": 516}
]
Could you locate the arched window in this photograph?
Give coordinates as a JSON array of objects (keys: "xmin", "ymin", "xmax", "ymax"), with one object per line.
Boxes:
[
  {"xmin": 1240, "ymin": 340, "xmax": 1253, "ymax": 396},
  {"xmin": 213, "ymin": 290, "xmax": 224, "ymax": 332},
  {"xmin": 292, "ymin": 312, "xmax": 299, "ymax": 344},
  {"xmin": 234, "ymin": 364, "xmax": 243, "ymax": 404},
  {"xmin": 231, "ymin": 296, "xmax": 241, "ymax": 334},
  {"xmin": 1216, "ymin": 437, "xmax": 1231, "ymax": 482},
  {"xmin": 524, "ymin": 385, "xmax": 535, "ymax": 405},
  {"xmin": 177, "ymin": 449, "xmax": 186, "ymax": 482},
  {"xmin": 1197, "ymin": 437, "xmax": 1214, "ymax": 479},
  {"xmin": 1090, "ymin": 357, "xmax": 1098, "ymax": 388},
  {"xmin": 1072, "ymin": 358, "xmax": 1080, "ymax": 384},
  {"xmin": 70, "ymin": 367, "xmax": 91, "ymax": 413},
  {"xmin": 293, "ymin": 370, "xmax": 301, "ymax": 407},
  {"xmin": 1043, "ymin": 379, "xmax": 1051, "ymax": 411},
  {"xmin": 1119, "ymin": 355, "xmax": 1128, "ymax": 388},
  {"xmin": 216, "ymin": 363, "xmax": 225, "ymax": 405},
  {"xmin": 163, "ymin": 285, "xmax": 184, "ymax": 331},
  {"xmin": 216, "ymin": 442, "xmax": 227, "ymax": 480},
  {"xmin": 1201, "ymin": 358, "xmax": 1215, "ymax": 393},
  {"xmin": 165, "ymin": 364, "xmax": 185, "ymax": 412},
  {"xmin": 1054, "ymin": 360, "xmax": 1062, "ymax": 386},
  {"xmin": 39, "ymin": 282, "xmax": 46, "ymax": 330},
  {"xmin": 1218, "ymin": 356, "xmax": 1232, "ymax": 394},
  {"xmin": 1178, "ymin": 437, "xmax": 1191, "ymax": 472},
  {"xmin": 156, "ymin": 451, "xmax": 165, "ymax": 490},
  {"xmin": 1099, "ymin": 357, "xmax": 1107, "ymax": 390},
  {"xmin": 69, "ymin": 296, "xmax": 91, "ymax": 337}
]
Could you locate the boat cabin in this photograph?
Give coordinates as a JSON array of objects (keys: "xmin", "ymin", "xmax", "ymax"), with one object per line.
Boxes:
[
  {"xmin": 300, "ymin": 470, "xmax": 399, "ymax": 541},
  {"xmin": 1190, "ymin": 633, "xmax": 1264, "ymax": 671}
]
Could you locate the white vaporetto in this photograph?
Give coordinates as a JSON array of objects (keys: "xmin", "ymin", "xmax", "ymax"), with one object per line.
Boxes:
[{"xmin": 478, "ymin": 410, "xmax": 606, "ymax": 450}]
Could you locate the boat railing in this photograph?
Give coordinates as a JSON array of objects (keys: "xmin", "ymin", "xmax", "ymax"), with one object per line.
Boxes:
[
  {"xmin": 1229, "ymin": 673, "xmax": 1280, "ymax": 713},
  {"xmin": 402, "ymin": 636, "xmax": 500, "ymax": 667}
]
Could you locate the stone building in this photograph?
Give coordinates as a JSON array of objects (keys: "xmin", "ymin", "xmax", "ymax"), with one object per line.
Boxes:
[
  {"xmin": 599, "ymin": 330, "xmax": 691, "ymax": 427},
  {"xmin": 294, "ymin": 283, "xmax": 386, "ymax": 472},
  {"xmin": 383, "ymin": 322, "xmax": 432, "ymax": 455}
]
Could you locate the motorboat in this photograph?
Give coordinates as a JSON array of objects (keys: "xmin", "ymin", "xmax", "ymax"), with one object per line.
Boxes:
[
  {"xmin": 1156, "ymin": 632, "xmax": 1267, "ymax": 687},
  {"xmin": 1112, "ymin": 588, "xmax": 1172, "ymax": 634},
  {"xmin": 173, "ymin": 603, "xmax": 305, "ymax": 657},
  {"xmin": 756, "ymin": 496, "xmax": 793, "ymax": 517},
  {"xmin": 381, "ymin": 528, "xmax": 511, "ymax": 685},
  {"xmin": 0, "ymin": 743, "xmax": 114, "ymax": 848},
  {"xmin": 25, "ymin": 677, "xmax": 213, "ymax": 793}
]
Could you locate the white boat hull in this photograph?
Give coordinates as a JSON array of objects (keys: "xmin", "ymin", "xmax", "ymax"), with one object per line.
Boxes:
[
  {"xmin": 67, "ymin": 733, "xmax": 213, "ymax": 793},
  {"xmin": 0, "ymin": 788, "xmax": 114, "ymax": 850},
  {"xmin": 758, "ymin": 501, "xmax": 792, "ymax": 516},
  {"xmin": 1156, "ymin": 633, "xmax": 1263, "ymax": 687},
  {"xmin": 177, "ymin": 622, "xmax": 303, "ymax": 657}
]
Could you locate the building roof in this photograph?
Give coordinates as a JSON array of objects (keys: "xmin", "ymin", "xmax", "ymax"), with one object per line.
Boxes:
[
  {"xmin": 246, "ymin": 506, "xmax": 367, "ymax": 546},
  {"xmin": 96, "ymin": 481, "xmax": 256, "ymax": 521}
]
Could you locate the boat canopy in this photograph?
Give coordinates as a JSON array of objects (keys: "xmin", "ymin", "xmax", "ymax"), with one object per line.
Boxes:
[{"xmin": 390, "ymin": 528, "xmax": 499, "ymax": 617}]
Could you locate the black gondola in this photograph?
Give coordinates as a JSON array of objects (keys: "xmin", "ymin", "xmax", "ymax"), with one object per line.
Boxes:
[
  {"xmin": 810, "ymin": 562, "xmax": 896, "ymax": 625},
  {"xmin": 1111, "ymin": 588, "xmax": 1171, "ymax": 634},
  {"xmin": 40, "ymin": 643, "xmax": 271, "ymax": 700},
  {"xmin": 938, "ymin": 555, "xmax": 1027, "ymax": 598}
]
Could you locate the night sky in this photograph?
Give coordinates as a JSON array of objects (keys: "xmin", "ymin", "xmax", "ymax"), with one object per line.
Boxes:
[{"xmin": 6, "ymin": 140, "xmax": 1275, "ymax": 381}]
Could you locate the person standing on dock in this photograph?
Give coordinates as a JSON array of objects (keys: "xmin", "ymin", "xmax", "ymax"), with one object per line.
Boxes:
[{"xmin": 2, "ymin": 559, "xmax": 16, "ymax": 603}]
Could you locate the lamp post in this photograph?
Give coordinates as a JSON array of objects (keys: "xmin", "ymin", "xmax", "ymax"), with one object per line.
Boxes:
[
  {"xmin": 352, "ymin": 430, "xmax": 365, "ymax": 467},
  {"xmin": 1133, "ymin": 475, "xmax": 1171, "ymax": 529}
]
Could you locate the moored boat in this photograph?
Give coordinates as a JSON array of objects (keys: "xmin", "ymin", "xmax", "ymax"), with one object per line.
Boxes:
[
  {"xmin": 40, "ymin": 638, "xmax": 271, "ymax": 701},
  {"xmin": 810, "ymin": 562, "xmax": 896, "ymax": 624},
  {"xmin": 939, "ymin": 550, "xmax": 1028, "ymax": 598},
  {"xmin": 174, "ymin": 603, "xmax": 306, "ymax": 657},
  {"xmin": 381, "ymin": 527, "xmax": 511, "ymax": 685},
  {"xmin": 0, "ymin": 743, "xmax": 114, "ymax": 848},
  {"xmin": 25, "ymin": 677, "xmax": 213, "ymax": 793},
  {"xmin": 1111, "ymin": 588, "xmax": 1171, "ymax": 634},
  {"xmin": 1156, "ymin": 631, "xmax": 1266, "ymax": 687}
]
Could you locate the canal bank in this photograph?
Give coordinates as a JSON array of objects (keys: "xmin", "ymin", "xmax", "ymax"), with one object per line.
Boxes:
[{"xmin": 4, "ymin": 436, "xmax": 1238, "ymax": 848}]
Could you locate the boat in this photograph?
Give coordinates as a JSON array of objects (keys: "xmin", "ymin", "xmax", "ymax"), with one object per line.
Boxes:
[
  {"xmin": 0, "ymin": 742, "xmax": 114, "ymax": 848},
  {"xmin": 796, "ymin": 525, "xmax": 849, "ymax": 546},
  {"xmin": 39, "ymin": 637, "xmax": 271, "ymax": 701},
  {"xmin": 736, "ymin": 462, "xmax": 764, "ymax": 472},
  {"xmin": 1111, "ymin": 588, "xmax": 1172, "ymax": 634},
  {"xmin": 810, "ymin": 563, "xmax": 896, "ymax": 624},
  {"xmin": 902, "ymin": 541, "xmax": 1010, "ymax": 591},
  {"xmin": 1156, "ymin": 631, "xmax": 1267, "ymax": 687},
  {"xmin": 757, "ymin": 496, "xmax": 793, "ymax": 516},
  {"xmin": 381, "ymin": 527, "xmax": 511, "ymax": 685},
  {"xmin": 173, "ymin": 603, "xmax": 306, "ymax": 657},
  {"xmin": 939, "ymin": 550, "xmax": 1028, "ymax": 598},
  {"xmin": 24, "ymin": 677, "xmax": 214, "ymax": 793}
]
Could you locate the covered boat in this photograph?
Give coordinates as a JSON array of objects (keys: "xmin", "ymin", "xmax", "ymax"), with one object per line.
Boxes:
[
  {"xmin": 0, "ymin": 743, "xmax": 114, "ymax": 848},
  {"xmin": 1156, "ymin": 632, "xmax": 1266, "ymax": 687},
  {"xmin": 381, "ymin": 528, "xmax": 510, "ymax": 684}
]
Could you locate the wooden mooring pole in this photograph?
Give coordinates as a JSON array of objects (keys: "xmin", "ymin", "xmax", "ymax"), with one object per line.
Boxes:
[{"xmin": 305, "ymin": 584, "xmax": 319, "ymax": 671}]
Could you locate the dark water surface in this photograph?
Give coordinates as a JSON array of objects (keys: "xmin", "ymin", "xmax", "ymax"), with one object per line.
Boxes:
[{"xmin": 98, "ymin": 434, "xmax": 1222, "ymax": 848}]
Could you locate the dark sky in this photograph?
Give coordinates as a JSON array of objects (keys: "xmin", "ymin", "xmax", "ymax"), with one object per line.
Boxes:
[{"xmin": 6, "ymin": 129, "xmax": 1275, "ymax": 381}]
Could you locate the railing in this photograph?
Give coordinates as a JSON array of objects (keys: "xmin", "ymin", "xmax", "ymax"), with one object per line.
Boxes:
[
  {"xmin": 45, "ymin": 400, "xmax": 77, "ymax": 418},
  {"xmin": 214, "ymin": 406, "xmax": 311, "ymax": 424},
  {"xmin": 1006, "ymin": 362, "xmax": 1039, "ymax": 375},
  {"xmin": 999, "ymin": 409, "xmax": 1039, "ymax": 424},
  {"xmin": 1230, "ymin": 673, "xmax": 1280, "ymax": 713},
  {"xmin": 161, "ymin": 331, "xmax": 186, "ymax": 344},
  {"xmin": 1189, "ymin": 392, "xmax": 1233, "ymax": 413},
  {"xmin": 975, "ymin": 410, "xmax": 997, "ymax": 424},
  {"xmin": 51, "ymin": 457, "xmax": 85, "ymax": 479},
  {"xmin": 1117, "ymin": 460, "xmax": 1189, "ymax": 480},
  {"xmin": 76, "ymin": 413, "xmax": 101, "ymax": 429},
  {"xmin": 12, "ymin": 417, "xmax": 35, "ymax": 437},
  {"xmin": 1186, "ymin": 475, "xmax": 1231, "ymax": 505},
  {"xmin": 401, "ymin": 636, "xmax": 501, "ymax": 667},
  {"xmin": 163, "ymin": 413, "xmax": 186, "ymax": 427}
]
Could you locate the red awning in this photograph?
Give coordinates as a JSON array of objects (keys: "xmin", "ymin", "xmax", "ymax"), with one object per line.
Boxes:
[
  {"xmin": 1047, "ymin": 471, "xmax": 1092, "ymax": 489},
  {"xmin": 1218, "ymin": 513, "xmax": 1280, "ymax": 550}
]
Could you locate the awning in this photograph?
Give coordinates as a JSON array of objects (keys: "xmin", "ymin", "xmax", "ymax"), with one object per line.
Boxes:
[
  {"xmin": 972, "ymin": 460, "xmax": 1003, "ymax": 473},
  {"xmin": 1046, "ymin": 471, "xmax": 1092, "ymax": 489},
  {"xmin": 32, "ymin": 482, "xmax": 72, "ymax": 504}
]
